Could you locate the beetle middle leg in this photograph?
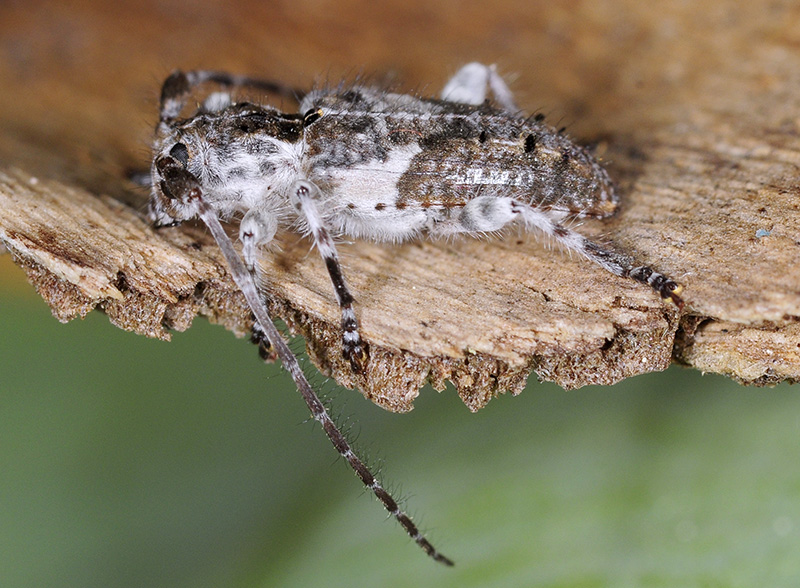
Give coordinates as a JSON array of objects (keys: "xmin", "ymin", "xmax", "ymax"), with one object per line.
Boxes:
[{"xmin": 240, "ymin": 204, "xmax": 280, "ymax": 272}]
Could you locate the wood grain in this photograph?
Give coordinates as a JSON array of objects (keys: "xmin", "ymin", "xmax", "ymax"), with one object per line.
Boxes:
[{"xmin": 1, "ymin": 0, "xmax": 797, "ymax": 411}]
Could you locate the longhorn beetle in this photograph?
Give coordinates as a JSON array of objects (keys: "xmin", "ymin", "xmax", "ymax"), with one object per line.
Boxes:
[{"xmin": 149, "ymin": 63, "xmax": 684, "ymax": 565}]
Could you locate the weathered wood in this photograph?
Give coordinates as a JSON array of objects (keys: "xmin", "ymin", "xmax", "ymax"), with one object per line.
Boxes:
[{"xmin": 0, "ymin": 0, "xmax": 798, "ymax": 412}]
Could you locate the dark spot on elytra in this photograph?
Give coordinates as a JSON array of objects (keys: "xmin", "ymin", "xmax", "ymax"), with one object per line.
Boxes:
[
  {"xmin": 421, "ymin": 116, "xmax": 479, "ymax": 147},
  {"xmin": 479, "ymin": 130, "xmax": 487, "ymax": 143},
  {"xmin": 524, "ymin": 134, "xmax": 537, "ymax": 153},
  {"xmin": 346, "ymin": 202, "xmax": 356, "ymax": 209},
  {"xmin": 349, "ymin": 116, "xmax": 375, "ymax": 134},
  {"xmin": 396, "ymin": 201, "xmax": 407, "ymax": 210},
  {"xmin": 375, "ymin": 203, "xmax": 386, "ymax": 211},
  {"xmin": 534, "ymin": 113, "xmax": 545, "ymax": 122}
]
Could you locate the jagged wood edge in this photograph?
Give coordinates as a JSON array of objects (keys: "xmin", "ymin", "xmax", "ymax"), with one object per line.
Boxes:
[{"xmin": 4, "ymin": 165, "xmax": 776, "ymax": 413}]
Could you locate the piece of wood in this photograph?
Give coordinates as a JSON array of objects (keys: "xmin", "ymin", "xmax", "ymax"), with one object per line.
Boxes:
[{"xmin": 0, "ymin": 0, "xmax": 797, "ymax": 412}]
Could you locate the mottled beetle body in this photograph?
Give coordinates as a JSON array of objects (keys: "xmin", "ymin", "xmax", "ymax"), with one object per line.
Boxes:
[
  {"xmin": 299, "ymin": 90, "xmax": 619, "ymax": 240},
  {"xmin": 152, "ymin": 80, "xmax": 618, "ymax": 241},
  {"xmin": 149, "ymin": 64, "xmax": 683, "ymax": 566}
]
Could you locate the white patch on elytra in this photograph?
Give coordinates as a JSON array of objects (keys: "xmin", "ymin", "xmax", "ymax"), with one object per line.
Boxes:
[{"xmin": 321, "ymin": 142, "xmax": 428, "ymax": 241}]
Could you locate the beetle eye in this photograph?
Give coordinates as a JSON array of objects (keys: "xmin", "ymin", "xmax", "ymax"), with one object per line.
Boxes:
[{"xmin": 169, "ymin": 142, "xmax": 189, "ymax": 166}]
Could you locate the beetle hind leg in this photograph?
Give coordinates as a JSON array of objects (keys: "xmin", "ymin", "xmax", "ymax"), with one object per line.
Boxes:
[
  {"xmin": 513, "ymin": 202, "xmax": 685, "ymax": 308},
  {"xmin": 440, "ymin": 62, "xmax": 518, "ymax": 112},
  {"xmin": 453, "ymin": 195, "xmax": 684, "ymax": 308}
]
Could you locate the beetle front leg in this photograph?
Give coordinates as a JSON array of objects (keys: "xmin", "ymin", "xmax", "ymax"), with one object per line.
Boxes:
[{"xmin": 290, "ymin": 180, "xmax": 369, "ymax": 373}]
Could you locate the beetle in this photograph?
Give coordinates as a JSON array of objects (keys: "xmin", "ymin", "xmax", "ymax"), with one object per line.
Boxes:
[{"xmin": 148, "ymin": 63, "xmax": 684, "ymax": 565}]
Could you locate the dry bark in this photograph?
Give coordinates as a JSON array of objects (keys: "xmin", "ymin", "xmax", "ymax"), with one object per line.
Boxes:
[{"xmin": 1, "ymin": 0, "xmax": 798, "ymax": 412}]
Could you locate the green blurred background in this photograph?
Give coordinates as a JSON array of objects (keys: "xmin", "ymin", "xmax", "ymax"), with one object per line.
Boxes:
[{"xmin": 1, "ymin": 254, "xmax": 798, "ymax": 587}]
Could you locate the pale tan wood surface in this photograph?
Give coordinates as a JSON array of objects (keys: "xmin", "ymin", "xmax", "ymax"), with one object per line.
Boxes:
[{"xmin": 1, "ymin": 1, "xmax": 798, "ymax": 412}]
